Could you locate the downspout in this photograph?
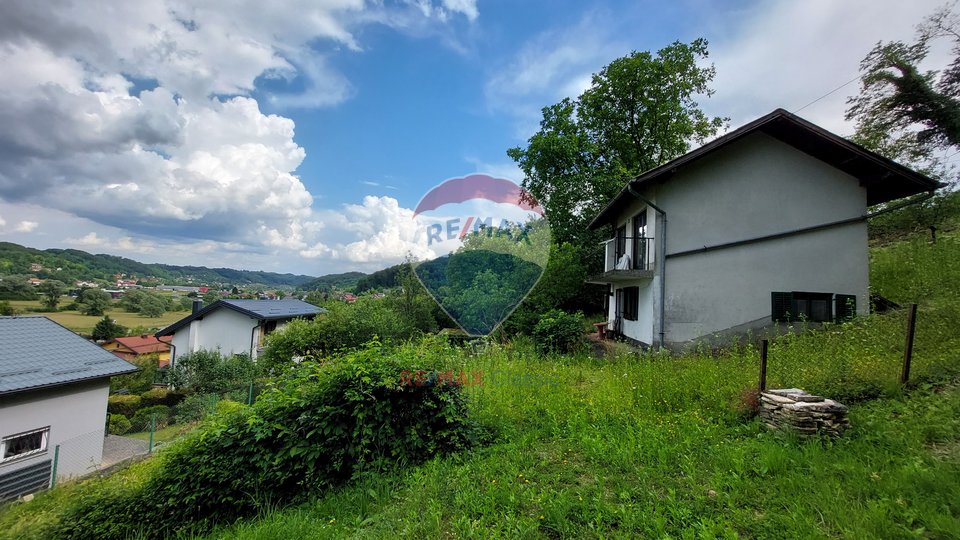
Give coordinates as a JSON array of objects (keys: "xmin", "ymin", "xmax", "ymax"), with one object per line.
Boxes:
[
  {"xmin": 155, "ymin": 335, "xmax": 176, "ymax": 387},
  {"xmin": 626, "ymin": 184, "xmax": 667, "ymax": 349},
  {"xmin": 250, "ymin": 322, "xmax": 259, "ymax": 361}
]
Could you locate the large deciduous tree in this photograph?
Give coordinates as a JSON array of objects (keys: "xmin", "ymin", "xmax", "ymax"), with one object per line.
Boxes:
[
  {"xmin": 847, "ymin": 4, "xmax": 960, "ymax": 176},
  {"xmin": 508, "ymin": 38, "xmax": 726, "ymax": 250},
  {"xmin": 79, "ymin": 288, "xmax": 112, "ymax": 316},
  {"xmin": 847, "ymin": 4, "xmax": 960, "ymax": 241},
  {"xmin": 37, "ymin": 280, "xmax": 66, "ymax": 311}
]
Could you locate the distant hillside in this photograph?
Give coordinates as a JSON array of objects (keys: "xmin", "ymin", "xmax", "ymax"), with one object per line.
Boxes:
[
  {"xmin": 354, "ymin": 262, "xmax": 407, "ymax": 293},
  {"xmin": 0, "ymin": 242, "xmax": 316, "ymax": 288},
  {"xmin": 301, "ymin": 271, "xmax": 367, "ymax": 292}
]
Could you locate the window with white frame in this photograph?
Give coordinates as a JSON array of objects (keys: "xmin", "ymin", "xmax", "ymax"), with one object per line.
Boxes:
[{"xmin": 1, "ymin": 428, "xmax": 49, "ymax": 462}]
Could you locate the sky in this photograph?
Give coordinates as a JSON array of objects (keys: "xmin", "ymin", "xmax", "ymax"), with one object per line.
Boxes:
[{"xmin": 0, "ymin": 0, "xmax": 951, "ymax": 277}]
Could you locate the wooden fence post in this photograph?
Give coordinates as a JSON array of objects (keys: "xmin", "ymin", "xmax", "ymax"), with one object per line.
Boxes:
[
  {"xmin": 900, "ymin": 303, "xmax": 918, "ymax": 385},
  {"xmin": 758, "ymin": 339, "xmax": 768, "ymax": 393}
]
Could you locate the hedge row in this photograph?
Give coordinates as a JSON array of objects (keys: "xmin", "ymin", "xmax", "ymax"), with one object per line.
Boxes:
[{"xmin": 57, "ymin": 342, "xmax": 478, "ymax": 538}]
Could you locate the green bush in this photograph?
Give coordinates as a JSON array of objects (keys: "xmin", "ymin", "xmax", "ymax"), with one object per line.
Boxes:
[
  {"xmin": 139, "ymin": 387, "xmax": 184, "ymax": 408},
  {"xmin": 56, "ymin": 342, "xmax": 477, "ymax": 539},
  {"xmin": 532, "ymin": 309, "xmax": 585, "ymax": 354},
  {"xmin": 106, "ymin": 394, "xmax": 141, "ymax": 418},
  {"xmin": 130, "ymin": 405, "xmax": 172, "ymax": 432},
  {"xmin": 109, "ymin": 355, "xmax": 156, "ymax": 394},
  {"xmin": 260, "ymin": 296, "xmax": 428, "ymax": 369},
  {"xmin": 107, "ymin": 414, "xmax": 131, "ymax": 436},
  {"xmin": 168, "ymin": 349, "xmax": 261, "ymax": 395},
  {"xmin": 173, "ymin": 393, "xmax": 219, "ymax": 424}
]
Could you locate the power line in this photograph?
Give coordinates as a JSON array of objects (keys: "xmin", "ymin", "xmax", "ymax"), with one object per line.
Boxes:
[{"xmin": 792, "ymin": 74, "xmax": 863, "ymax": 114}]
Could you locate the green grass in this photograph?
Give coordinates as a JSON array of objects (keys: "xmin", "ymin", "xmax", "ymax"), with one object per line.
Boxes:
[
  {"xmin": 2, "ymin": 235, "xmax": 959, "ymax": 538},
  {"xmin": 5, "ymin": 298, "xmax": 188, "ymax": 334},
  {"xmin": 126, "ymin": 423, "xmax": 196, "ymax": 445}
]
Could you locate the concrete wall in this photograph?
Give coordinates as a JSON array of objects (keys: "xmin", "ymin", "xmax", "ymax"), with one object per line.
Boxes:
[
  {"xmin": 0, "ymin": 380, "xmax": 110, "ymax": 480},
  {"xmin": 648, "ymin": 132, "xmax": 869, "ymax": 345},
  {"xmin": 169, "ymin": 308, "xmax": 259, "ymax": 363}
]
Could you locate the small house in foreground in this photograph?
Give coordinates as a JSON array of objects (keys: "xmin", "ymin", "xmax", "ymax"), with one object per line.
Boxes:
[
  {"xmin": 0, "ymin": 317, "xmax": 137, "ymax": 501},
  {"xmin": 156, "ymin": 299, "xmax": 324, "ymax": 364},
  {"xmin": 588, "ymin": 109, "xmax": 941, "ymax": 349}
]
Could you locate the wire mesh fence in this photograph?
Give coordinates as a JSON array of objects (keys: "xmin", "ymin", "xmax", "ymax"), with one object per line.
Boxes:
[{"xmin": 51, "ymin": 429, "xmax": 107, "ymax": 483}]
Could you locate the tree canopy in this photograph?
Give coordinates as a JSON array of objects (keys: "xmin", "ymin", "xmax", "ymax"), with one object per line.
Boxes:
[
  {"xmin": 847, "ymin": 4, "xmax": 960, "ymax": 181},
  {"xmin": 508, "ymin": 38, "xmax": 726, "ymax": 249}
]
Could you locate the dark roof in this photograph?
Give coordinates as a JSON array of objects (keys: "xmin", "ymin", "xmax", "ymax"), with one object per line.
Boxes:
[
  {"xmin": 589, "ymin": 108, "xmax": 944, "ymax": 229},
  {"xmin": 0, "ymin": 317, "xmax": 138, "ymax": 396},
  {"xmin": 156, "ymin": 299, "xmax": 324, "ymax": 337}
]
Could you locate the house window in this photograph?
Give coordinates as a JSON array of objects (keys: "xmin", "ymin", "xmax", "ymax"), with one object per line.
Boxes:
[
  {"xmin": 632, "ymin": 211, "xmax": 647, "ymax": 270},
  {"xmin": 615, "ymin": 224, "xmax": 627, "ymax": 260},
  {"xmin": 1, "ymin": 428, "xmax": 49, "ymax": 463},
  {"xmin": 771, "ymin": 292, "xmax": 856, "ymax": 323},
  {"xmin": 621, "ymin": 286, "xmax": 639, "ymax": 321}
]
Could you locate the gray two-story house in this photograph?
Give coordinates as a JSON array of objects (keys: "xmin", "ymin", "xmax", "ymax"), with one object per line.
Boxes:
[{"xmin": 588, "ymin": 108, "xmax": 940, "ymax": 348}]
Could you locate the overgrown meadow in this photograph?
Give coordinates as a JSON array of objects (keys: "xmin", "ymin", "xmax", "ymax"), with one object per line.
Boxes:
[{"xmin": 1, "ymin": 235, "xmax": 959, "ymax": 538}]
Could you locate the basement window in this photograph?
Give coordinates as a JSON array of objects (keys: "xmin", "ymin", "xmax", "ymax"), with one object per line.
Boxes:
[
  {"xmin": 771, "ymin": 292, "xmax": 856, "ymax": 323},
  {"xmin": 1, "ymin": 428, "xmax": 49, "ymax": 463}
]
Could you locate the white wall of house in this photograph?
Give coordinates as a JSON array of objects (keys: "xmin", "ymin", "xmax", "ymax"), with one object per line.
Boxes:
[
  {"xmin": 657, "ymin": 132, "xmax": 869, "ymax": 345},
  {"xmin": 0, "ymin": 380, "xmax": 110, "ymax": 480},
  {"xmin": 605, "ymin": 131, "xmax": 870, "ymax": 347},
  {"xmin": 170, "ymin": 308, "xmax": 259, "ymax": 362}
]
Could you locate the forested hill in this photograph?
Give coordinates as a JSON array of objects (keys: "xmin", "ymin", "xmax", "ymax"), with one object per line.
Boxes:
[
  {"xmin": 300, "ymin": 271, "xmax": 367, "ymax": 292},
  {"xmin": 0, "ymin": 241, "xmax": 318, "ymax": 288}
]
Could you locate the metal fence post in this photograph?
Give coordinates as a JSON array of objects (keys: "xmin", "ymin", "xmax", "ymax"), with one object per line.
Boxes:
[
  {"xmin": 758, "ymin": 339, "xmax": 769, "ymax": 393},
  {"xmin": 148, "ymin": 413, "xmax": 156, "ymax": 453},
  {"xmin": 50, "ymin": 444, "xmax": 60, "ymax": 488},
  {"xmin": 248, "ymin": 382, "xmax": 254, "ymax": 405},
  {"xmin": 901, "ymin": 303, "xmax": 918, "ymax": 385}
]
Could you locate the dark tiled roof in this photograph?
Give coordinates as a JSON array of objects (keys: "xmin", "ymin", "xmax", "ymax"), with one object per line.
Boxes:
[
  {"xmin": 0, "ymin": 317, "xmax": 138, "ymax": 396},
  {"xmin": 156, "ymin": 299, "xmax": 324, "ymax": 337},
  {"xmin": 589, "ymin": 108, "xmax": 943, "ymax": 229}
]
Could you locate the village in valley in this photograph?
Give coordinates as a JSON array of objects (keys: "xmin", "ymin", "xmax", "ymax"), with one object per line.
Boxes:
[{"xmin": 1, "ymin": 1, "xmax": 959, "ymax": 538}]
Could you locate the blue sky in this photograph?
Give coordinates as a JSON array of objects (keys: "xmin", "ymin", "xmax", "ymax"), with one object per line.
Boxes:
[{"xmin": 0, "ymin": 0, "xmax": 950, "ymax": 276}]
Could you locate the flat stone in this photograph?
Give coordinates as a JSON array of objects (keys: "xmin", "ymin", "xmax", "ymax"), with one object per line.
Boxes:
[
  {"xmin": 788, "ymin": 393, "xmax": 824, "ymax": 403},
  {"xmin": 762, "ymin": 393, "xmax": 795, "ymax": 404},
  {"xmin": 767, "ymin": 388, "xmax": 805, "ymax": 397}
]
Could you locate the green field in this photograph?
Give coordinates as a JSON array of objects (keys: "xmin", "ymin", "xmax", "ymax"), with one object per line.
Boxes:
[{"xmin": 5, "ymin": 299, "xmax": 189, "ymax": 334}]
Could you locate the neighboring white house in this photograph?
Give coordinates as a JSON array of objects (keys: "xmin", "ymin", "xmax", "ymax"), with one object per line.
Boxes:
[
  {"xmin": 587, "ymin": 109, "xmax": 941, "ymax": 349},
  {"xmin": 156, "ymin": 299, "xmax": 324, "ymax": 364},
  {"xmin": 0, "ymin": 317, "xmax": 137, "ymax": 501}
]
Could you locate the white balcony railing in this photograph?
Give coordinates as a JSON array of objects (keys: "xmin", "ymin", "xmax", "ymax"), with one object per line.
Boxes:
[{"xmin": 603, "ymin": 236, "xmax": 654, "ymax": 272}]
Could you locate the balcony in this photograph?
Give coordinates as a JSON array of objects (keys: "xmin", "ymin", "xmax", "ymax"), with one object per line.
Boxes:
[{"xmin": 586, "ymin": 236, "xmax": 654, "ymax": 284}]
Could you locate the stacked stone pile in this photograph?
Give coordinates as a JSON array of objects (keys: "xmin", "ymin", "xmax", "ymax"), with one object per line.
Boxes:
[{"xmin": 759, "ymin": 388, "xmax": 849, "ymax": 437}]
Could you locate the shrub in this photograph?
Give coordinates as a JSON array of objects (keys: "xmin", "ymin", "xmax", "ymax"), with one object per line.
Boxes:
[
  {"xmin": 140, "ymin": 387, "xmax": 184, "ymax": 408},
  {"xmin": 130, "ymin": 405, "xmax": 172, "ymax": 432},
  {"xmin": 260, "ymin": 296, "xmax": 428, "ymax": 369},
  {"xmin": 734, "ymin": 386, "xmax": 761, "ymax": 419},
  {"xmin": 107, "ymin": 394, "xmax": 141, "ymax": 418},
  {"xmin": 169, "ymin": 349, "xmax": 261, "ymax": 395},
  {"xmin": 107, "ymin": 414, "xmax": 131, "ymax": 436},
  {"xmin": 57, "ymin": 342, "xmax": 477, "ymax": 539},
  {"xmin": 532, "ymin": 309, "xmax": 585, "ymax": 354},
  {"xmin": 109, "ymin": 355, "xmax": 157, "ymax": 394},
  {"xmin": 174, "ymin": 393, "xmax": 219, "ymax": 424}
]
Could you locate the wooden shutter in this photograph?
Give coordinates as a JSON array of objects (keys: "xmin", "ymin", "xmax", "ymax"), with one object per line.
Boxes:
[
  {"xmin": 835, "ymin": 294, "xmax": 857, "ymax": 322},
  {"xmin": 771, "ymin": 292, "xmax": 794, "ymax": 322}
]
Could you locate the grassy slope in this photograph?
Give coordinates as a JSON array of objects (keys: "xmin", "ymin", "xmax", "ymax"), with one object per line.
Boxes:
[
  {"xmin": 206, "ymin": 236, "xmax": 960, "ymax": 539},
  {"xmin": 1, "ymin": 235, "xmax": 958, "ymax": 538}
]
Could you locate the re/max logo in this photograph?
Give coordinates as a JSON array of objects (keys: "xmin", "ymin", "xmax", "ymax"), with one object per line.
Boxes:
[{"xmin": 425, "ymin": 217, "xmax": 531, "ymax": 246}]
